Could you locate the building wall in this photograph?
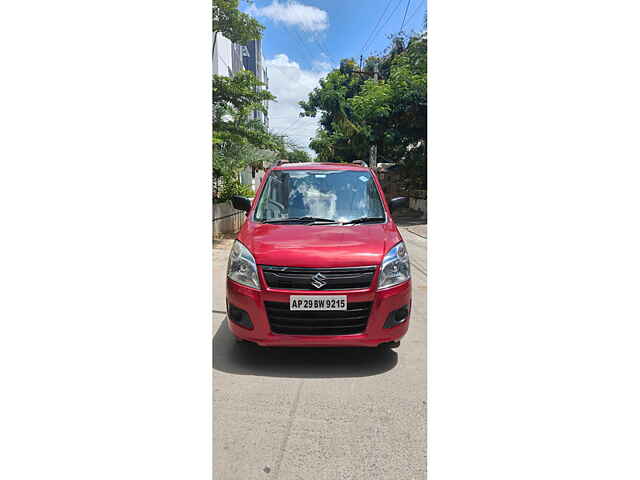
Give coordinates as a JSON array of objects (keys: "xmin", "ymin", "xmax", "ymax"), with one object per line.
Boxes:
[
  {"xmin": 242, "ymin": 39, "xmax": 269, "ymax": 125},
  {"xmin": 212, "ymin": 33, "xmax": 244, "ymax": 77},
  {"xmin": 263, "ymin": 66, "xmax": 269, "ymax": 129},
  {"xmin": 213, "ymin": 33, "xmax": 232, "ymax": 76},
  {"xmin": 231, "ymin": 43, "xmax": 244, "ymax": 73},
  {"xmin": 242, "ymin": 40, "xmax": 259, "ymax": 79}
]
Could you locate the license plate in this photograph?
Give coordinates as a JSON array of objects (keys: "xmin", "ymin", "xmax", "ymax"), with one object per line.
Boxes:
[{"xmin": 289, "ymin": 295, "xmax": 347, "ymax": 311}]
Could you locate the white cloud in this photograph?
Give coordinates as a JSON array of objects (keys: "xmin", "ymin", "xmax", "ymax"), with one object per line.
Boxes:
[
  {"xmin": 265, "ymin": 53, "xmax": 332, "ymax": 154},
  {"xmin": 312, "ymin": 60, "xmax": 332, "ymax": 71},
  {"xmin": 248, "ymin": 1, "xmax": 329, "ymax": 32}
]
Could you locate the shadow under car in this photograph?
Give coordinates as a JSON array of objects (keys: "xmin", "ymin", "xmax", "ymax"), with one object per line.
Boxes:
[{"xmin": 212, "ymin": 319, "xmax": 398, "ymax": 379}]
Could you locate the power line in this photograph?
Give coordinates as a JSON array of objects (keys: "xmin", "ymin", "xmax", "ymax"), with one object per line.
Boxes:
[
  {"xmin": 315, "ymin": 35, "xmax": 337, "ymax": 65},
  {"xmin": 282, "ymin": 125, "xmax": 312, "ymax": 137},
  {"xmin": 282, "ymin": 117, "xmax": 303, "ymax": 132},
  {"xmin": 291, "ymin": 26, "xmax": 317, "ymax": 65},
  {"xmin": 352, "ymin": 1, "xmax": 424, "ymax": 70},
  {"xmin": 361, "ymin": 0, "xmax": 395, "ymax": 56},
  {"xmin": 364, "ymin": 0, "xmax": 405, "ymax": 55},
  {"xmin": 287, "ymin": 7, "xmax": 338, "ymax": 66},
  {"xmin": 317, "ymin": 34, "xmax": 337, "ymax": 64},
  {"xmin": 399, "ymin": 0, "xmax": 412, "ymax": 32},
  {"xmin": 363, "ymin": 0, "xmax": 405, "ymax": 56},
  {"xmin": 401, "ymin": 11, "xmax": 426, "ymax": 38},
  {"xmin": 282, "ymin": 121, "xmax": 314, "ymax": 132},
  {"xmin": 286, "ymin": 4, "xmax": 336, "ymax": 64},
  {"xmin": 275, "ymin": 115, "xmax": 305, "ymax": 137},
  {"xmin": 406, "ymin": 2, "xmax": 426, "ymax": 33},
  {"xmin": 268, "ymin": 115, "xmax": 305, "ymax": 119},
  {"xmin": 270, "ymin": 19, "xmax": 315, "ymax": 68},
  {"xmin": 277, "ymin": 118, "xmax": 318, "ymax": 142}
]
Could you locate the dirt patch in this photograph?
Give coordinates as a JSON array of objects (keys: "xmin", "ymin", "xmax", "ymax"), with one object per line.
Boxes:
[{"xmin": 213, "ymin": 235, "xmax": 236, "ymax": 250}]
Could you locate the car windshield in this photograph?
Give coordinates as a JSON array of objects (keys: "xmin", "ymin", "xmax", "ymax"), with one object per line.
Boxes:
[{"xmin": 253, "ymin": 169, "xmax": 386, "ymax": 224}]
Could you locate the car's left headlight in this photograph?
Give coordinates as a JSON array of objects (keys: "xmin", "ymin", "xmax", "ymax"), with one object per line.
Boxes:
[
  {"xmin": 377, "ymin": 241, "xmax": 411, "ymax": 290},
  {"xmin": 227, "ymin": 240, "xmax": 260, "ymax": 289}
]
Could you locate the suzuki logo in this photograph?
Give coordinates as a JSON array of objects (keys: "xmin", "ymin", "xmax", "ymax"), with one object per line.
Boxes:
[{"xmin": 311, "ymin": 272, "xmax": 327, "ymax": 289}]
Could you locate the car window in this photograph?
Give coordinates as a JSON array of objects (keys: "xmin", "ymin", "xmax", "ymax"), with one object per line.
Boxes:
[{"xmin": 254, "ymin": 170, "xmax": 385, "ymax": 223}]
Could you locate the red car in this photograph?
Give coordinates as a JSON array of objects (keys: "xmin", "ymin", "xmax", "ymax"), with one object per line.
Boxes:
[{"xmin": 225, "ymin": 161, "xmax": 412, "ymax": 348}]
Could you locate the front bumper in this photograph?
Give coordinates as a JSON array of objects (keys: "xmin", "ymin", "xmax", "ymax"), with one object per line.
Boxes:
[{"xmin": 226, "ymin": 278, "xmax": 411, "ymax": 347}]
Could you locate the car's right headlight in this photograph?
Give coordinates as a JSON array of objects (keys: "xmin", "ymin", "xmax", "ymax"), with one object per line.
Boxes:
[
  {"xmin": 377, "ymin": 241, "xmax": 411, "ymax": 290},
  {"xmin": 227, "ymin": 240, "xmax": 260, "ymax": 289}
]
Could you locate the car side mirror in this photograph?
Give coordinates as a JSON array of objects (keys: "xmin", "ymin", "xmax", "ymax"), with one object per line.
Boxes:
[
  {"xmin": 389, "ymin": 196, "xmax": 409, "ymax": 212},
  {"xmin": 231, "ymin": 195, "xmax": 252, "ymax": 212}
]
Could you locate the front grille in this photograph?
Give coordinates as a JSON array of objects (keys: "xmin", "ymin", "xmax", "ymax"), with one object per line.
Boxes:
[
  {"xmin": 264, "ymin": 301, "xmax": 372, "ymax": 335},
  {"xmin": 261, "ymin": 265, "xmax": 376, "ymax": 291}
]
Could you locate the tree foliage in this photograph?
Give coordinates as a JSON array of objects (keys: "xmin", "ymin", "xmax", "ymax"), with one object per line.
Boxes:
[
  {"xmin": 212, "ymin": 0, "xmax": 264, "ymax": 45},
  {"xmin": 212, "ymin": 70, "xmax": 286, "ymax": 193},
  {"xmin": 284, "ymin": 149, "xmax": 312, "ymax": 163},
  {"xmin": 213, "ymin": 71, "xmax": 278, "ymax": 150},
  {"xmin": 212, "ymin": 0, "xmax": 287, "ymax": 201},
  {"xmin": 299, "ymin": 59, "xmax": 370, "ymax": 163},
  {"xmin": 300, "ymin": 32, "xmax": 427, "ymax": 188}
]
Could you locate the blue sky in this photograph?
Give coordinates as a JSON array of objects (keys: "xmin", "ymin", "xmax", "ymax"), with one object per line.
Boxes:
[{"xmin": 240, "ymin": 0, "xmax": 427, "ymax": 154}]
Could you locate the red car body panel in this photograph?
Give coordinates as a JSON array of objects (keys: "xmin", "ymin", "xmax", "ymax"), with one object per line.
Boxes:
[
  {"xmin": 226, "ymin": 162, "xmax": 411, "ymax": 347},
  {"xmin": 240, "ymin": 222, "xmax": 402, "ymax": 268},
  {"xmin": 227, "ymin": 278, "xmax": 411, "ymax": 347}
]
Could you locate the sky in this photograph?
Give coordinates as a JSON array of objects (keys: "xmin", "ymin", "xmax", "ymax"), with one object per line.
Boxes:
[{"xmin": 240, "ymin": 0, "xmax": 427, "ymax": 155}]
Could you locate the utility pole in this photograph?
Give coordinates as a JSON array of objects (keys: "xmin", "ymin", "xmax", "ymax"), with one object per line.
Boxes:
[
  {"xmin": 369, "ymin": 142, "xmax": 377, "ymax": 170},
  {"xmin": 369, "ymin": 61, "xmax": 379, "ymax": 169},
  {"xmin": 350, "ymin": 63, "xmax": 380, "ymax": 169}
]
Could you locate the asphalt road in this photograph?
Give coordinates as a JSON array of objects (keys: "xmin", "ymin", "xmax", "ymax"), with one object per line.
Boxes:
[{"xmin": 213, "ymin": 221, "xmax": 426, "ymax": 480}]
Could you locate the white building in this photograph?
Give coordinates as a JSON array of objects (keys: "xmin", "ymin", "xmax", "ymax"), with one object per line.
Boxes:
[{"xmin": 212, "ymin": 32, "xmax": 247, "ymax": 77}]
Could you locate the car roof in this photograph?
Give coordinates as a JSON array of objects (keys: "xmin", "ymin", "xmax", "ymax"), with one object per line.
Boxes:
[{"xmin": 272, "ymin": 162, "xmax": 369, "ymax": 171}]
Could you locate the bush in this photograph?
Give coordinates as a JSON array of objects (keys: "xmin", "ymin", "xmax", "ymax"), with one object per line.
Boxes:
[{"xmin": 217, "ymin": 180, "xmax": 254, "ymax": 203}]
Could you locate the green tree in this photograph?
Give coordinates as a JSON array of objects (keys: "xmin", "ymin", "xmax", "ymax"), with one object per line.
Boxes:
[
  {"xmin": 212, "ymin": 0, "xmax": 264, "ymax": 48},
  {"xmin": 299, "ymin": 64, "xmax": 370, "ymax": 163},
  {"xmin": 284, "ymin": 149, "xmax": 312, "ymax": 163},
  {"xmin": 382, "ymin": 34, "xmax": 426, "ymax": 188},
  {"xmin": 213, "ymin": 71, "xmax": 278, "ymax": 148},
  {"xmin": 301, "ymin": 32, "xmax": 426, "ymax": 188},
  {"xmin": 213, "ymin": 0, "xmax": 280, "ymax": 201},
  {"xmin": 213, "ymin": 142, "xmax": 279, "ymax": 201},
  {"xmin": 308, "ymin": 129, "xmax": 337, "ymax": 162},
  {"xmin": 213, "ymin": 70, "xmax": 289, "ymax": 200}
]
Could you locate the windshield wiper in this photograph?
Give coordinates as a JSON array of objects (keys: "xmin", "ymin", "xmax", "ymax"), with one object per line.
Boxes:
[
  {"xmin": 341, "ymin": 216, "xmax": 386, "ymax": 225},
  {"xmin": 263, "ymin": 216, "xmax": 385, "ymax": 225},
  {"xmin": 263, "ymin": 216, "xmax": 337, "ymax": 224}
]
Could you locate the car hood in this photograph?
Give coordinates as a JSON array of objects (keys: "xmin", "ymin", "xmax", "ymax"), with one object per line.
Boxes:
[{"xmin": 238, "ymin": 221, "xmax": 402, "ymax": 268}]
